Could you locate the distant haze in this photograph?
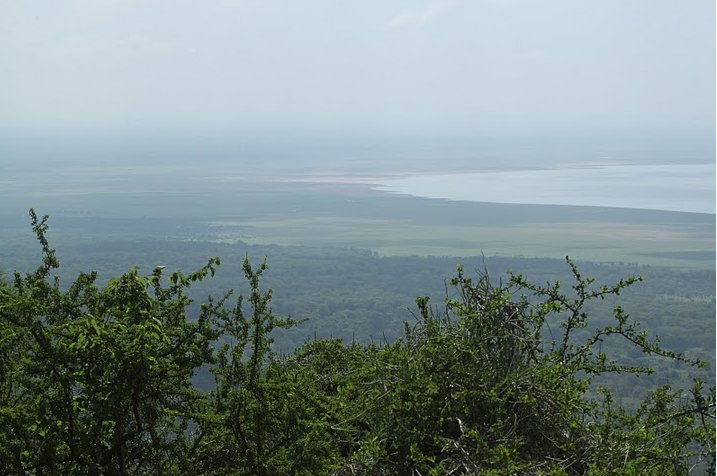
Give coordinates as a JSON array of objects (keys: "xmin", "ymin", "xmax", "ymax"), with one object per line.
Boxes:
[{"xmin": 1, "ymin": 0, "xmax": 714, "ymax": 168}]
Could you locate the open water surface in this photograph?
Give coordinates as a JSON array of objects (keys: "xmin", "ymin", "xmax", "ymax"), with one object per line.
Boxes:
[{"xmin": 374, "ymin": 163, "xmax": 716, "ymax": 214}]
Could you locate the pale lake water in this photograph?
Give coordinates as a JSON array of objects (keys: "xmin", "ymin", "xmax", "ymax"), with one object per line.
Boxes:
[{"xmin": 374, "ymin": 163, "xmax": 716, "ymax": 214}]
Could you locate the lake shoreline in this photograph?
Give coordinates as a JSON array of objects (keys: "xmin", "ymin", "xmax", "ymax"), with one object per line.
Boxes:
[{"xmin": 363, "ymin": 163, "xmax": 715, "ymax": 215}]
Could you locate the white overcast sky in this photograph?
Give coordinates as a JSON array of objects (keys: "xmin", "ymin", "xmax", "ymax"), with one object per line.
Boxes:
[{"xmin": 1, "ymin": 0, "xmax": 714, "ymax": 148}]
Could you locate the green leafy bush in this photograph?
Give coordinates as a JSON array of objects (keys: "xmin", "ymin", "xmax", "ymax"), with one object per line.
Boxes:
[{"xmin": 0, "ymin": 211, "xmax": 713, "ymax": 474}]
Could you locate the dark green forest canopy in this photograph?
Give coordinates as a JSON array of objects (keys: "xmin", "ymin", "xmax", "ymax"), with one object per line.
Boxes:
[
  {"xmin": 1, "ymin": 210, "xmax": 714, "ymax": 402},
  {"xmin": 0, "ymin": 211, "xmax": 714, "ymax": 474}
]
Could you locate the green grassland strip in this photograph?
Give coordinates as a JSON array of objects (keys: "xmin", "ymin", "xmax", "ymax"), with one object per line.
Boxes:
[{"xmin": 212, "ymin": 216, "xmax": 714, "ymax": 270}]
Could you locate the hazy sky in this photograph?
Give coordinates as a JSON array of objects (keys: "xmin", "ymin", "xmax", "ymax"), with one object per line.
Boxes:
[{"xmin": 1, "ymin": 0, "xmax": 714, "ymax": 151}]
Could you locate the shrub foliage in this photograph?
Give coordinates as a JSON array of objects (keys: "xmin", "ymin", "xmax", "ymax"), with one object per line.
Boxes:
[{"xmin": 0, "ymin": 211, "xmax": 714, "ymax": 474}]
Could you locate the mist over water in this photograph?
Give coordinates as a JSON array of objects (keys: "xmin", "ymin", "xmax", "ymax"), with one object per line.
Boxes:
[
  {"xmin": 1, "ymin": 0, "xmax": 713, "ymax": 217},
  {"xmin": 375, "ymin": 163, "xmax": 716, "ymax": 214},
  {"xmin": 2, "ymin": 134, "xmax": 714, "ymax": 219}
]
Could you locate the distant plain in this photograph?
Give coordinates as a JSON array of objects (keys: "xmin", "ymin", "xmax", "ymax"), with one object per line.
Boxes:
[{"xmin": 1, "ymin": 158, "xmax": 713, "ymax": 271}]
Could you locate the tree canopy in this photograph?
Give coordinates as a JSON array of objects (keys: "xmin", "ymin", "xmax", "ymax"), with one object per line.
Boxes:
[{"xmin": 0, "ymin": 210, "xmax": 714, "ymax": 474}]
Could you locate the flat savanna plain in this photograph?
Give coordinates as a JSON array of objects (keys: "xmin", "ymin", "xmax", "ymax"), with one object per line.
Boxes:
[
  {"xmin": 205, "ymin": 184, "xmax": 714, "ymax": 270},
  {"xmin": 1, "ymin": 159, "xmax": 713, "ymax": 271}
]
